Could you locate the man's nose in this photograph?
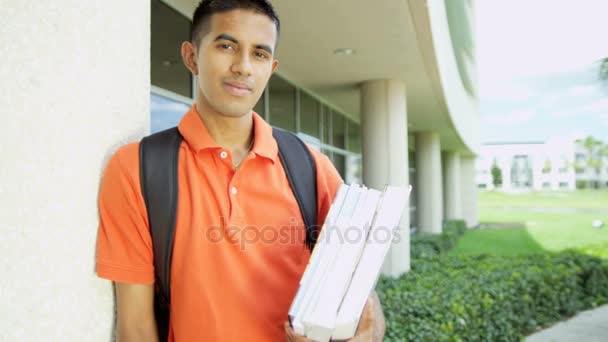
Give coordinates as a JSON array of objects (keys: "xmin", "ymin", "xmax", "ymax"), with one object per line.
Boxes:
[{"xmin": 231, "ymin": 52, "xmax": 253, "ymax": 76}]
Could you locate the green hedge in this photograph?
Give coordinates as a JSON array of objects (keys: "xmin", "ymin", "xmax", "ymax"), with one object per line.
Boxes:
[
  {"xmin": 376, "ymin": 252, "xmax": 608, "ymax": 341},
  {"xmin": 410, "ymin": 220, "xmax": 467, "ymax": 259}
]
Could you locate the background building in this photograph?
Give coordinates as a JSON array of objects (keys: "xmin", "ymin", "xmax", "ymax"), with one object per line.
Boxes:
[
  {"xmin": 1, "ymin": 0, "xmax": 479, "ymax": 340},
  {"xmin": 476, "ymin": 137, "xmax": 608, "ymax": 191}
]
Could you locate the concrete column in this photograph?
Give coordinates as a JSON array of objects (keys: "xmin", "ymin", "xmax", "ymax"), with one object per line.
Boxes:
[
  {"xmin": 361, "ymin": 80, "xmax": 410, "ymax": 277},
  {"xmin": 460, "ymin": 156, "xmax": 479, "ymax": 228},
  {"xmin": 1, "ymin": 1, "xmax": 150, "ymax": 340},
  {"xmin": 443, "ymin": 151, "xmax": 463, "ymax": 220},
  {"xmin": 415, "ymin": 132, "xmax": 443, "ymax": 234}
]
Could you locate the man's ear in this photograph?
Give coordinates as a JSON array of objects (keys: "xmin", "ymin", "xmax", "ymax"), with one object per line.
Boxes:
[
  {"xmin": 271, "ymin": 59, "xmax": 279, "ymax": 74},
  {"xmin": 181, "ymin": 41, "xmax": 198, "ymax": 75}
]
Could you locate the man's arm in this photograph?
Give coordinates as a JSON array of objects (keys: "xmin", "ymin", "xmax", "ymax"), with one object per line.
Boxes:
[{"xmin": 115, "ymin": 282, "xmax": 159, "ymax": 342}]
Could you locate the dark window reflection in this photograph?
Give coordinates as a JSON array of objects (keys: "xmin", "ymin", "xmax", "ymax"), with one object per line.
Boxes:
[
  {"xmin": 151, "ymin": 0, "xmax": 192, "ymax": 98},
  {"xmin": 268, "ymin": 76, "xmax": 296, "ymax": 131}
]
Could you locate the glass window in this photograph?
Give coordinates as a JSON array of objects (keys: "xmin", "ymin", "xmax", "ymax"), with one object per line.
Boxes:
[
  {"xmin": 300, "ymin": 92, "xmax": 320, "ymax": 138},
  {"xmin": 347, "ymin": 121, "xmax": 361, "ymax": 153},
  {"xmin": 346, "ymin": 154, "xmax": 362, "ymax": 184},
  {"xmin": 151, "ymin": 93, "xmax": 191, "ymax": 133},
  {"xmin": 323, "ymin": 105, "xmax": 332, "ymax": 145},
  {"xmin": 333, "ymin": 152, "xmax": 346, "ymax": 179},
  {"xmin": 332, "ymin": 112, "xmax": 346, "ymax": 149},
  {"xmin": 151, "ymin": 1, "xmax": 192, "ymax": 98},
  {"xmin": 268, "ymin": 76, "xmax": 296, "ymax": 131}
]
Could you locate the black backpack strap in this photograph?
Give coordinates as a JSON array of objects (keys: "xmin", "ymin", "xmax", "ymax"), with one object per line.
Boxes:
[
  {"xmin": 139, "ymin": 126, "xmax": 182, "ymax": 342},
  {"xmin": 272, "ymin": 128, "xmax": 319, "ymax": 251}
]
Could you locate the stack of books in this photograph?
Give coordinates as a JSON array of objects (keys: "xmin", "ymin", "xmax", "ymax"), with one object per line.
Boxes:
[{"xmin": 288, "ymin": 183, "xmax": 411, "ymax": 342}]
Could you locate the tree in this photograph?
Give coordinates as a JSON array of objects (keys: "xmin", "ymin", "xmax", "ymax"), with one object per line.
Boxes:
[
  {"xmin": 542, "ymin": 159, "xmax": 552, "ymax": 174},
  {"xmin": 600, "ymin": 57, "xmax": 608, "ymax": 82},
  {"xmin": 491, "ymin": 158, "xmax": 503, "ymax": 188},
  {"xmin": 575, "ymin": 136, "xmax": 605, "ymax": 189}
]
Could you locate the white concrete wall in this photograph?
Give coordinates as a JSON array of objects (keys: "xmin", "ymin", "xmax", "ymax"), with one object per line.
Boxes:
[{"xmin": 0, "ymin": 1, "xmax": 150, "ymax": 340}]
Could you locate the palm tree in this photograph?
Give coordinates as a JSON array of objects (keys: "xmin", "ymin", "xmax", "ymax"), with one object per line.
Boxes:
[{"xmin": 600, "ymin": 57, "xmax": 608, "ymax": 82}]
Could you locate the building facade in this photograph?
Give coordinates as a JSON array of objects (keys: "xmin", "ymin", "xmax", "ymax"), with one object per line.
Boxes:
[
  {"xmin": 476, "ymin": 138, "xmax": 608, "ymax": 191},
  {"xmin": 2, "ymin": 0, "xmax": 479, "ymax": 339}
]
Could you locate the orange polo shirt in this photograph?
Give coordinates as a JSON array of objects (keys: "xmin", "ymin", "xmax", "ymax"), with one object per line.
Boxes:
[{"xmin": 96, "ymin": 105, "xmax": 342, "ymax": 341}]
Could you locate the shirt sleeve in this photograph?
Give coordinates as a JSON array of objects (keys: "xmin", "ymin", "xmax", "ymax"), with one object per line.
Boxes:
[
  {"xmin": 96, "ymin": 143, "xmax": 155, "ymax": 284},
  {"xmin": 308, "ymin": 148, "xmax": 344, "ymax": 228}
]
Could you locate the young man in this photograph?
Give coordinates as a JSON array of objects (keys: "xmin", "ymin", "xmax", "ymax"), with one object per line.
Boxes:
[{"xmin": 96, "ymin": 1, "xmax": 385, "ymax": 341}]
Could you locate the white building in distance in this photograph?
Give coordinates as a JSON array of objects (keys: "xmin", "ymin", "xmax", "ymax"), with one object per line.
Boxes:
[{"xmin": 477, "ymin": 137, "xmax": 608, "ymax": 191}]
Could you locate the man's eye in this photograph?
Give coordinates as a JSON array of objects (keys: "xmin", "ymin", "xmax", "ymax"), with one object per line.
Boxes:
[
  {"xmin": 219, "ymin": 44, "xmax": 233, "ymax": 50},
  {"xmin": 255, "ymin": 52, "xmax": 267, "ymax": 59}
]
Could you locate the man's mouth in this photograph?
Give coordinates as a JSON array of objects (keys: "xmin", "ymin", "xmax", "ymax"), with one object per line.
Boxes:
[{"xmin": 224, "ymin": 82, "xmax": 253, "ymax": 96}]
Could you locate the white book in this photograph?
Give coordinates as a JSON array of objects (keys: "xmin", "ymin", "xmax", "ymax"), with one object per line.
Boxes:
[
  {"xmin": 288, "ymin": 184, "xmax": 411, "ymax": 341},
  {"xmin": 290, "ymin": 184, "xmax": 362, "ymax": 335},
  {"xmin": 303, "ymin": 188, "xmax": 381, "ymax": 342},
  {"xmin": 299, "ymin": 184, "xmax": 364, "ymax": 339},
  {"xmin": 289, "ymin": 184, "xmax": 349, "ymax": 331},
  {"xmin": 331, "ymin": 185, "xmax": 411, "ymax": 340}
]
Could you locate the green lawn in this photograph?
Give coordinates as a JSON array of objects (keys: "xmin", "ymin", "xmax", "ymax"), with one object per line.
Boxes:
[
  {"xmin": 478, "ymin": 189, "xmax": 608, "ymax": 210},
  {"xmin": 451, "ymin": 190, "xmax": 608, "ymax": 257}
]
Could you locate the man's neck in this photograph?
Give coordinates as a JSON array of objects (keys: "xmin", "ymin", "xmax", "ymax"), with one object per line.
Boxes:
[{"xmin": 195, "ymin": 99, "xmax": 254, "ymax": 152}]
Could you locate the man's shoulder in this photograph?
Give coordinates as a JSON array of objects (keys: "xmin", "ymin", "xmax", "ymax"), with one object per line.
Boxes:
[
  {"xmin": 103, "ymin": 141, "xmax": 142, "ymax": 182},
  {"xmin": 304, "ymin": 144, "xmax": 343, "ymax": 183},
  {"xmin": 305, "ymin": 145, "xmax": 329, "ymax": 165}
]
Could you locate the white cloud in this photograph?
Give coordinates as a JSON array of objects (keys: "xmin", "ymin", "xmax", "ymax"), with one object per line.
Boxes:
[
  {"xmin": 583, "ymin": 98, "xmax": 608, "ymax": 113},
  {"xmin": 477, "ymin": 0, "xmax": 608, "ymax": 82},
  {"xmin": 600, "ymin": 114, "xmax": 608, "ymax": 127},
  {"xmin": 538, "ymin": 93, "xmax": 561, "ymax": 107},
  {"xmin": 550, "ymin": 110, "xmax": 574, "ymax": 118},
  {"xmin": 486, "ymin": 109, "xmax": 536, "ymax": 125},
  {"xmin": 479, "ymin": 80, "xmax": 536, "ymax": 101},
  {"xmin": 567, "ymin": 85, "xmax": 599, "ymax": 97}
]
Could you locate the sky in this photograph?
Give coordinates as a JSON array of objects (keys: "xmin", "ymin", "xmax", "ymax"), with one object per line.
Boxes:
[{"xmin": 477, "ymin": 0, "xmax": 608, "ymax": 143}]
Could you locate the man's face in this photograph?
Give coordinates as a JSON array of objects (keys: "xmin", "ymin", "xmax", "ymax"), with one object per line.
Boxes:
[{"xmin": 188, "ymin": 9, "xmax": 278, "ymax": 118}]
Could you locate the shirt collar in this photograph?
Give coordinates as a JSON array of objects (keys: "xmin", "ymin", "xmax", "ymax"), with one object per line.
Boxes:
[{"xmin": 177, "ymin": 105, "xmax": 278, "ymax": 163}]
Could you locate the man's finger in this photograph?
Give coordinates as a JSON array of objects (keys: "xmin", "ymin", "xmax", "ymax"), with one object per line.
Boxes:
[{"xmin": 285, "ymin": 321, "xmax": 313, "ymax": 342}]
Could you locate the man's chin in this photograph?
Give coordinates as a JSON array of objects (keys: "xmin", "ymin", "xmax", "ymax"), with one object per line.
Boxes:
[{"xmin": 214, "ymin": 106, "xmax": 253, "ymax": 118}]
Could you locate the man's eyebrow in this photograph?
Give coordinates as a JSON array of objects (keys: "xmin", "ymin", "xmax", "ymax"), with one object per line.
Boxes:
[
  {"xmin": 214, "ymin": 33, "xmax": 239, "ymax": 44},
  {"xmin": 255, "ymin": 44, "xmax": 273, "ymax": 55},
  {"xmin": 214, "ymin": 33, "xmax": 274, "ymax": 55}
]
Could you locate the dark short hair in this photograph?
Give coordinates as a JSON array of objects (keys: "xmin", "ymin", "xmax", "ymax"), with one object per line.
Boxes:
[{"xmin": 190, "ymin": 0, "xmax": 280, "ymax": 47}]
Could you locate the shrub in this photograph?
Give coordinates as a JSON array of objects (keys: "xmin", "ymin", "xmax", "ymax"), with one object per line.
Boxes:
[
  {"xmin": 410, "ymin": 220, "xmax": 467, "ymax": 259},
  {"xmin": 376, "ymin": 252, "xmax": 608, "ymax": 341}
]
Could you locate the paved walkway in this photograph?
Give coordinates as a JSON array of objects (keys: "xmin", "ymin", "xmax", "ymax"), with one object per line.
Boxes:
[{"xmin": 525, "ymin": 304, "xmax": 608, "ymax": 341}]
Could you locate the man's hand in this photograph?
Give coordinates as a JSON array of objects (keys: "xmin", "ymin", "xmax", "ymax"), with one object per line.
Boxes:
[
  {"xmin": 285, "ymin": 291, "xmax": 386, "ymax": 342},
  {"xmin": 348, "ymin": 291, "xmax": 385, "ymax": 342},
  {"xmin": 285, "ymin": 322, "xmax": 314, "ymax": 342}
]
